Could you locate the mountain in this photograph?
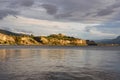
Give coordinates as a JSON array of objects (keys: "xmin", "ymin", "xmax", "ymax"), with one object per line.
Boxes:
[
  {"xmin": 96, "ymin": 36, "xmax": 120, "ymax": 44},
  {"xmin": 0, "ymin": 29, "xmax": 28, "ymax": 36},
  {"xmin": 111, "ymin": 36, "xmax": 120, "ymax": 44},
  {"xmin": 0, "ymin": 29, "xmax": 97, "ymax": 46}
]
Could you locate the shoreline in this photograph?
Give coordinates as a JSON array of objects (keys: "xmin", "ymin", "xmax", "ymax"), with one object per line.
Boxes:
[{"xmin": 0, "ymin": 45, "xmax": 120, "ymax": 51}]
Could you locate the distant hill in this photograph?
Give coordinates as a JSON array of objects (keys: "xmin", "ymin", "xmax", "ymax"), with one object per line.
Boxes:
[
  {"xmin": 96, "ymin": 36, "xmax": 120, "ymax": 44},
  {"xmin": 111, "ymin": 36, "xmax": 120, "ymax": 44},
  {"xmin": 0, "ymin": 29, "xmax": 28, "ymax": 36}
]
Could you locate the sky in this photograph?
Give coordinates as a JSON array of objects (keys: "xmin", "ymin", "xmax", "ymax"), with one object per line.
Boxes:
[{"xmin": 0, "ymin": 0, "xmax": 120, "ymax": 40}]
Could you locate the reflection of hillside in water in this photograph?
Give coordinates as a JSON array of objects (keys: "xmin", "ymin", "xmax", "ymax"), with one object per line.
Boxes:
[
  {"xmin": 0, "ymin": 49, "xmax": 18, "ymax": 61},
  {"xmin": 0, "ymin": 49, "xmax": 7, "ymax": 61},
  {"xmin": 0, "ymin": 49, "xmax": 70, "ymax": 62},
  {"xmin": 0, "ymin": 49, "xmax": 35, "ymax": 61},
  {"xmin": 0, "ymin": 49, "xmax": 85, "ymax": 64}
]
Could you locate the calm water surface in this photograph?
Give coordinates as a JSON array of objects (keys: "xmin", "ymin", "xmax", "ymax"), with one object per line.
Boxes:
[{"xmin": 0, "ymin": 46, "xmax": 120, "ymax": 80}]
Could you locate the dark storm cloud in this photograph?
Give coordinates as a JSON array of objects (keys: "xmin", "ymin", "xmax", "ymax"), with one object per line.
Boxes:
[
  {"xmin": 55, "ymin": 12, "xmax": 72, "ymax": 18},
  {"xmin": 10, "ymin": 0, "xmax": 34, "ymax": 7},
  {"xmin": 41, "ymin": 4, "xmax": 57, "ymax": 15},
  {"xmin": 0, "ymin": 0, "xmax": 120, "ymax": 22},
  {"xmin": 109, "ymin": 1, "xmax": 120, "ymax": 21},
  {"xmin": 95, "ymin": 8, "xmax": 114, "ymax": 16},
  {"xmin": 62, "ymin": 0, "xmax": 100, "ymax": 17},
  {"xmin": 0, "ymin": 9, "xmax": 18, "ymax": 19},
  {"xmin": 20, "ymin": 0, "xmax": 34, "ymax": 7},
  {"xmin": 95, "ymin": 0, "xmax": 120, "ymax": 17},
  {"xmin": 42, "ymin": 0, "xmax": 102, "ymax": 17},
  {"xmin": 0, "ymin": 0, "xmax": 34, "ymax": 19},
  {"xmin": 111, "ymin": 0, "xmax": 120, "ymax": 9},
  {"xmin": 41, "ymin": 0, "xmax": 118, "ymax": 22}
]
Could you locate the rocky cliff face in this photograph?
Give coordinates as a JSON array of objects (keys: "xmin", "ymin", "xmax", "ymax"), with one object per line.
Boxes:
[
  {"xmin": 0, "ymin": 33, "xmax": 15, "ymax": 44},
  {"xmin": 0, "ymin": 33, "xmax": 39, "ymax": 45},
  {"xmin": 17, "ymin": 37, "xmax": 40, "ymax": 45}
]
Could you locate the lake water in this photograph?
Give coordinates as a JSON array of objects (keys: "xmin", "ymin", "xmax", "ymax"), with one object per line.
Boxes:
[{"xmin": 0, "ymin": 46, "xmax": 120, "ymax": 80}]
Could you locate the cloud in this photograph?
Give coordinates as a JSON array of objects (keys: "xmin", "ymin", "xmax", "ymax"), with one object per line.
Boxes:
[
  {"xmin": 55, "ymin": 12, "xmax": 72, "ymax": 19},
  {"xmin": 41, "ymin": 0, "xmax": 116, "ymax": 22},
  {"xmin": 95, "ymin": 8, "xmax": 114, "ymax": 16},
  {"xmin": 94, "ymin": 22, "xmax": 120, "ymax": 35},
  {"xmin": 1, "ymin": 16, "xmax": 109, "ymax": 39},
  {"xmin": 0, "ymin": 0, "xmax": 120, "ymax": 40},
  {"xmin": 1, "ymin": 0, "xmax": 119, "ymax": 23},
  {"xmin": 41, "ymin": 4, "xmax": 57, "ymax": 15},
  {"xmin": 0, "ymin": 9, "xmax": 18, "ymax": 19},
  {"xmin": 19, "ymin": 0, "xmax": 34, "ymax": 7},
  {"xmin": 110, "ymin": 0, "xmax": 120, "ymax": 9},
  {"xmin": 94, "ymin": 1, "xmax": 120, "ymax": 23},
  {"xmin": 0, "ymin": 26, "xmax": 33, "ymax": 34},
  {"xmin": 95, "ymin": 0, "xmax": 120, "ymax": 17},
  {"xmin": 9, "ymin": 0, "xmax": 34, "ymax": 7},
  {"xmin": 88, "ymin": 28, "xmax": 116, "ymax": 37}
]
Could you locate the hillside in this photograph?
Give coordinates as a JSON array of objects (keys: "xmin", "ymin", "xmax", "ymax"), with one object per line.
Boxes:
[
  {"xmin": 112, "ymin": 36, "xmax": 120, "ymax": 44},
  {"xmin": 0, "ymin": 29, "xmax": 97, "ymax": 46},
  {"xmin": 34, "ymin": 34, "xmax": 87, "ymax": 46},
  {"xmin": 0, "ymin": 29, "xmax": 27, "ymax": 36},
  {"xmin": 96, "ymin": 36, "xmax": 120, "ymax": 44}
]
